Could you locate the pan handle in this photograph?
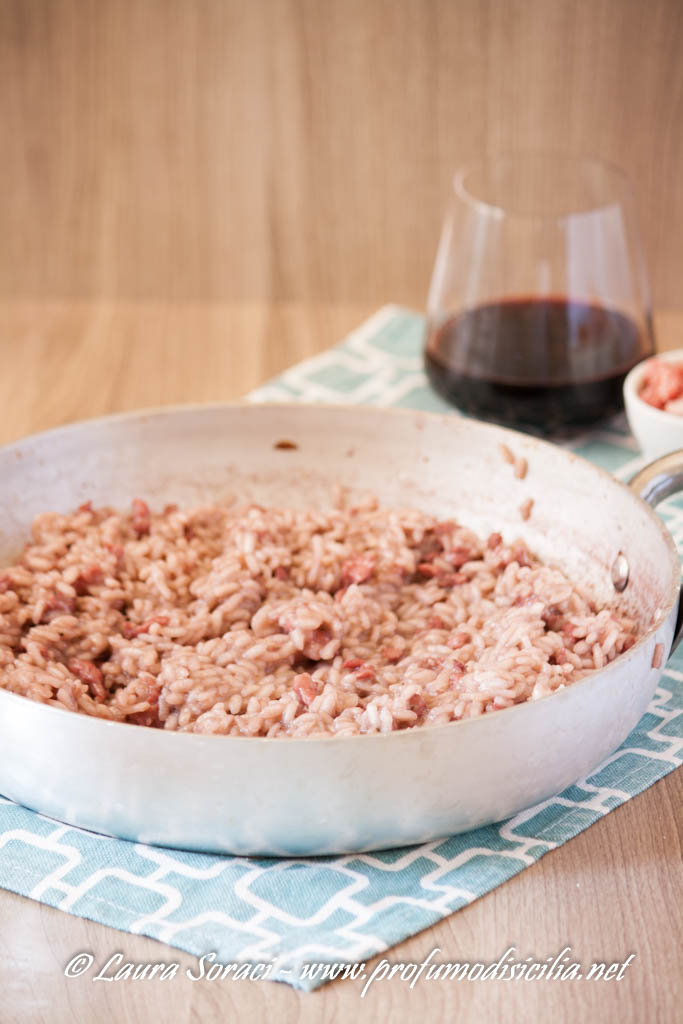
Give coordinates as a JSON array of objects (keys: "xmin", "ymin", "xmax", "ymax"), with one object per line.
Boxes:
[
  {"xmin": 629, "ymin": 450, "xmax": 683, "ymax": 506},
  {"xmin": 629, "ymin": 450, "xmax": 683, "ymax": 652}
]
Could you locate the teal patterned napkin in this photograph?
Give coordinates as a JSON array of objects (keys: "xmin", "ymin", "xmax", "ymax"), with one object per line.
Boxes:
[{"xmin": 1, "ymin": 307, "xmax": 681, "ymax": 991}]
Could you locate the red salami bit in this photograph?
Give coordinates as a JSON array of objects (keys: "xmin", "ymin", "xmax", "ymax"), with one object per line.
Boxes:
[
  {"xmin": 293, "ymin": 672, "xmax": 318, "ymax": 706},
  {"xmin": 128, "ymin": 679, "xmax": 162, "ymax": 726},
  {"xmin": 448, "ymin": 631, "xmax": 470, "ymax": 650},
  {"xmin": 122, "ymin": 614, "xmax": 169, "ymax": 639},
  {"xmin": 305, "ymin": 627, "xmax": 334, "ymax": 660},
  {"xmin": 43, "ymin": 591, "xmax": 77, "ymax": 617},
  {"xmin": 408, "ymin": 693, "xmax": 427, "ymax": 718},
  {"xmin": 131, "ymin": 498, "xmax": 151, "ymax": 536},
  {"xmin": 513, "ymin": 594, "xmax": 537, "ymax": 608},
  {"xmin": 355, "ymin": 667, "xmax": 376, "ymax": 681},
  {"xmin": 487, "ymin": 532, "xmax": 503, "ymax": 549},
  {"xmin": 512, "ymin": 546, "xmax": 531, "ymax": 568},
  {"xmin": 381, "ymin": 646, "xmax": 403, "ymax": 663},
  {"xmin": 341, "ymin": 555, "xmax": 376, "ymax": 586},
  {"xmin": 68, "ymin": 658, "xmax": 106, "ymax": 701},
  {"xmin": 342, "ymin": 658, "xmax": 364, "ymax": 670},
  {"xmin": 129, "ymin": 709, "xmax": 159, "ymax": 727},
  {"xmin": 439, "ymin": 572, "xmax": 467, "ymax": 586},
  {"xmin": 105, "ymin": 542, "xmax": 125, "ymax": 570},
  {"xmin": 428, "ymin": 615, "xmax": 445, "ymax": 629},
  {"xmin": 446, "ymin": 546, "xmax": 473, "ymax": 568},
  {"xmin": 640, "ymin": 360, "xmax": 683, "ymax": 409},
  {"xmin": 274, "ymin": 566, "xmax": 290, "ymax": 581},
  {"xmin": 73, "ymin": 564, "xmax": 103, "ymax": 595}
]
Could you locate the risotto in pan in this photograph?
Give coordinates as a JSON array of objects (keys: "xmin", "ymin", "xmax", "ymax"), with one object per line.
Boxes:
[{"xmin": 0, "ymin": 495, "xmax": 637, "ymax": 737}]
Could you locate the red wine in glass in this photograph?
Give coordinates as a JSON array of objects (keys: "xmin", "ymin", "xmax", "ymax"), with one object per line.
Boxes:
[
  {"xmin": 425, "ymin": 295, "xmax": 653, "ymax": 435},
  {"xmin": 425, "ymin": 155, "xmax": 655, "ymax": 436}
]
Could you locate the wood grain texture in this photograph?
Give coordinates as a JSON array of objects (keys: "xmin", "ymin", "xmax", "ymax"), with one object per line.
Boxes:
[
  {"xmin": 0, "ymin": 300, "xmax": 681, "ymax": 1024},
  {"xmin": 1, "ymin": 0, "xmax": 682, "ymax": 308},
  {"xmin": 0, "ymin": 301, "xmax": 379, "ymax": 445}
]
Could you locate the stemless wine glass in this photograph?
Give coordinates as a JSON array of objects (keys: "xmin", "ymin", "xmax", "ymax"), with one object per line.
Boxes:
[{"xmin": 424, "ymin": 153, "xmax": 655, "ymax": 436}]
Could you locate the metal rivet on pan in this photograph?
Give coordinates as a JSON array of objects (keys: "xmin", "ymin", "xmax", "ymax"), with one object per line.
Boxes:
[{"xmin": 611, "ymin": 552, "xmax": 630, "ymax": 593}]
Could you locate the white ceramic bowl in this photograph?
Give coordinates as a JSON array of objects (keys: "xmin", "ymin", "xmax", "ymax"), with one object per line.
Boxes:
[{"xmin": 624, "ymin": 347, "xmax": 683, "ymax": 459}]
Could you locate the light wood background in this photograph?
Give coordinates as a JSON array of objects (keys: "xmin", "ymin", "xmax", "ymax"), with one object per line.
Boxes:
[{"xmin": 1, "ymin": 0, "xmax": 682, "ymax": 308}]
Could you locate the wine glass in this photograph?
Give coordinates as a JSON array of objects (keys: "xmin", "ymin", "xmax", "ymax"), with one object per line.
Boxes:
[{"xmin": 424, "ymin": 153, "xmax": 655, "ymax": 436}]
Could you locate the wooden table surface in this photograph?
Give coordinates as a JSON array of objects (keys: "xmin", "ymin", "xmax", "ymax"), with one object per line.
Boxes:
[{"xmin": 0, "ymin": 302, "xmax": 681, "ymax": 1024}]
